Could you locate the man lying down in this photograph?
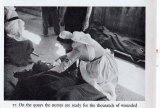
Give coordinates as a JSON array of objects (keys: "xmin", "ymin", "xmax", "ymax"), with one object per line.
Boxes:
[{"xmin": 12, "ymin": 31, "xmax": 118, "ymax": 101}]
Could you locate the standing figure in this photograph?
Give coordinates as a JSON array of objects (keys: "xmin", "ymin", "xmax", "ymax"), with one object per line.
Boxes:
[
  {"xmin": 41, "ymin": 7, "xmax": 60, "ymax": 36},
  {"xmin": 60, "ymin": 7, "xmax": 92, "ymax": 33}
]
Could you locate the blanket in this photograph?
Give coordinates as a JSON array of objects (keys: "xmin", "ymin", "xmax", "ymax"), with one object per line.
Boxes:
[{"xmin": 11, "ymin": 70, "xmax": 108, "ymax": 100}]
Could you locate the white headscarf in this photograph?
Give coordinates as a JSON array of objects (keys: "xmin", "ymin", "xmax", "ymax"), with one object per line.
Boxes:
[
  {"xmin": 4, "ymin": 6, "xmax": 24, "ymax": 41},
  {"xmin": 59, "ymin": 31, "xmax": 95, "ymax": 60},
  {"xmin": 5, "ymin": 6, "xmax": 15, "ymax": 10},
  {"xmin": 5, "ymin": 6, "xmax": 18, "ymax": 20},
  {"xmin": 59, "ymin": 31, "xmax": 91, "ymax": 45},
  {"xmin": 59, "ymin": 31, "xmax": 73, "ymax": 39}
]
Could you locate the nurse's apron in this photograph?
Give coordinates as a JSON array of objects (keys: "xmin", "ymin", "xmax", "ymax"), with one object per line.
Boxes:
[{"xmin": 72, "ymin": 32, "xmax": 118, "ymax": 101}]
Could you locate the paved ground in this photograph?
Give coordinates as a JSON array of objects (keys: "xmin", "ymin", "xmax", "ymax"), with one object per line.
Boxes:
[{"xmin": 4, "ymin": 11, "xmax": 145, "ymax": 100}]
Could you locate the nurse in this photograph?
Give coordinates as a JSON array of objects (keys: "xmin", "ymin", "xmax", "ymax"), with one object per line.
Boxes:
[
  {"xmin": 4, "ymin": 6, "xmax": 34, "ymax": 66},
  {"xmin": 52, "ymin": 31, "xmax": 118, "ymax": 101}
]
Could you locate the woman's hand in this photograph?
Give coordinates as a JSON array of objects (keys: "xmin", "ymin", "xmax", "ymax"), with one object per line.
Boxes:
[
  {"xmin": 53, "ymin": 59, "xmax": 61, "ymax": 66},
  {"xmin": 53, "ymin": 55, "xmax": 67, "ymax": 66},
  {"xmin": 83, "ymin": 19, "xmax": 89, "ymax": 31},
  {"xmin": 56, "ymin": 55, "xmax": 67, "ymax": 62}
]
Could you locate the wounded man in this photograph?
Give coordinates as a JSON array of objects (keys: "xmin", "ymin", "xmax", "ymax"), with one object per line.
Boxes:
[{"xmin": 12, "ymin": 60, "xmax": 107, "ymax": 100}]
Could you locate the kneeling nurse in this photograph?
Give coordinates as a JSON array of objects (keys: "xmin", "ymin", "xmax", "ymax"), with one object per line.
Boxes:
[{"xmin": 51, "ymin": 31, "xmax": 118, "ymax": 101}]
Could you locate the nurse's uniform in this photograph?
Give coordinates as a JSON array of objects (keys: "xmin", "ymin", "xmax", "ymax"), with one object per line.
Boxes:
[{"xmin": 52, "ymin": 31, "xmax": 118, "ymax": 101}]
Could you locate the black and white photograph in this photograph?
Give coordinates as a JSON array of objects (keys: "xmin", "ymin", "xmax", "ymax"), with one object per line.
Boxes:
[{"xmin": 4, "ymin": 6, "xmax": 146, "ymax": 101}]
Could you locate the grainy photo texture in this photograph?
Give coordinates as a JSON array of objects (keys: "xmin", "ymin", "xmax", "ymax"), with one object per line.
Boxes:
[{"xmin": 4, "ymin": 6, "xmax": 145, "ymax": 101}]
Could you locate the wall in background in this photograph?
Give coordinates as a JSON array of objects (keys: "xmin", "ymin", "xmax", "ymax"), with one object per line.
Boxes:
[{"xmin": 92, "ymin": 7, "xmax": 145, "ymax": 41}]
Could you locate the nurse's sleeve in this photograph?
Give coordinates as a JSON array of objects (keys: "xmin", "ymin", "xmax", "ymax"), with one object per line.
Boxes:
[{"xmin": 51, "ymin": 49, "xmax": 81, "ymax": 73}]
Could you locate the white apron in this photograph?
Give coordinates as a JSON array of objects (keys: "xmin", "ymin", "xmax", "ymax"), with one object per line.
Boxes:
[{"xmin": 72, "ymin": 32, "xmax": 118, "ymax": 101}]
